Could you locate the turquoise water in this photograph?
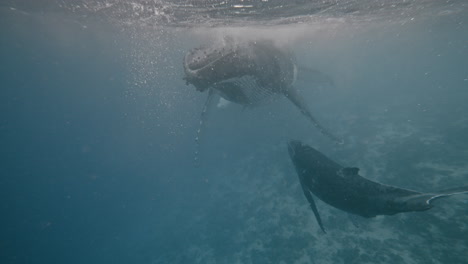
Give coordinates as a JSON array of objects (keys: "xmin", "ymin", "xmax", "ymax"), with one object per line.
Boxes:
[{"xmin": 1, "ymin": 2, "xmax": 467, "ymax": 263}]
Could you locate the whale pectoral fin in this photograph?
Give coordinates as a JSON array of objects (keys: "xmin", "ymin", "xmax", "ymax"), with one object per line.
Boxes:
[
  {"xmin": 300, "ymin": 183, "xmax": 326, "ymax": 234},
  {"xmin": 283, "ymin": 88, "xmax": 343, "ymax": 144},
  {"xmin": 194, "ymin": 89, "xmax": 215, "ymax": 167}
]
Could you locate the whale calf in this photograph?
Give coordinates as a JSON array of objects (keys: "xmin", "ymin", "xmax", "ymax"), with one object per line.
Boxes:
[{"xmin": 288, "ymin": 140, "xmax": 468, "ymax": 233}]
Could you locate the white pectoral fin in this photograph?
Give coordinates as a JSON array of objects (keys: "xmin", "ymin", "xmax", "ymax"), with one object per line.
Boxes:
[{"xmin": 194, "ymin": 89, "xmax": 216, "ymax": 167}]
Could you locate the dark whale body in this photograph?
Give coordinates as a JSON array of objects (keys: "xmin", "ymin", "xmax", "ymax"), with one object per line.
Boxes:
[
  {"xmin": 288, "ymin": 140, "xmax": 468, "ymax": 233},
  {"xmin": 184, "ymin": 38, "xmax": 342, "ymax": 164}
]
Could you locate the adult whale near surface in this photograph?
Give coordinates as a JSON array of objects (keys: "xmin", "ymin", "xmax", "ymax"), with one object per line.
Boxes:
[
  {"xmin": 288, "ymin": 140, "xmax": 468, "ymax": 233},
  {"xmin": 183, "ymin": 38, "xmax": 342, "ymax": 163}
]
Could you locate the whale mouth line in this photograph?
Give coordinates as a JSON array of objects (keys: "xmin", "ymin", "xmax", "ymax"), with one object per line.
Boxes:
[{"xmin": 185, "ymin": 50, "xmax": 235, "ymax": 73}]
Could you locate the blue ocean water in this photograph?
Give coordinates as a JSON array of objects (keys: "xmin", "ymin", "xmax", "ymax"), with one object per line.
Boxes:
[{"xmin": 1, "ymin": 1, "xmax": 468, "ymax": 263}]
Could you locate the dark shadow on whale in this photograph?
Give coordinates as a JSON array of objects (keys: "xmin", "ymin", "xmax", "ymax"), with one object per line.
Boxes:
[
  {"xmin": 288, "ymin": 140, "xmax": 468, "ymax": 233},
  {"xmin": 183, "ymin": 37, "xmax": 342, "ymax": 165}
]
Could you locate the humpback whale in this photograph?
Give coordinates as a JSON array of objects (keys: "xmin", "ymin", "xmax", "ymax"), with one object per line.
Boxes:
[
  {"xmin": 288, "ymin": 140, "xmax": 468, "ymax": 233},
  {"xmin": 184, "ymin": 38, "xmax": 342, "ymax": 164}
]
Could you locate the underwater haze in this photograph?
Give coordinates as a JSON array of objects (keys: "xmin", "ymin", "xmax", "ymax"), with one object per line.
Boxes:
[{"xmin": 1, "ymin": 1, "xmax": 468, "ymax": 263}]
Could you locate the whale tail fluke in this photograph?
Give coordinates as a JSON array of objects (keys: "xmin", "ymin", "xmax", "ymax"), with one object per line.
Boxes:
[
  {"xmin": 427, "ymin": 185, "xmax": 468, "ymax": 204},
  {"xmin": 399, "ymin": 185, "xmax": 468, "ymax": 212}
]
